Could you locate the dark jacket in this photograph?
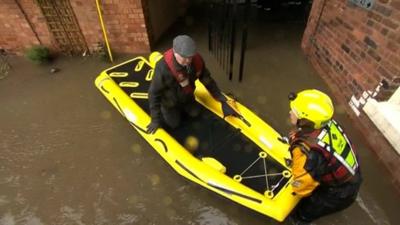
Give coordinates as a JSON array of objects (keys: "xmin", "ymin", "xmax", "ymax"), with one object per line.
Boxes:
[{"xmin": 148, "ymin": 52, "xmax": 226, "ymax": 123}]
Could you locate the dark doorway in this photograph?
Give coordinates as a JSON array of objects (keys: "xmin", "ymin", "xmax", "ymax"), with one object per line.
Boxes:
[{"xmin": 206, "ymin": 0, "xmax": 312, "ymax": 82}]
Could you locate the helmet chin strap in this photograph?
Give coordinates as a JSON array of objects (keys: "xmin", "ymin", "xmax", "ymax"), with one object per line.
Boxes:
[{"xmin": 296, "ymin": 118, "xmax": 316, "ymax": 131}]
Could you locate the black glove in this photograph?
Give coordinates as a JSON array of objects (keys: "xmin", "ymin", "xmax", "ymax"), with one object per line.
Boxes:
[
  {"xmin": 146, "ymin": 120, "xmax": 160, "ymax": 134},
  {"xmin": 221, "ymin": 101, "xmax": 239, "ymax": 118}
]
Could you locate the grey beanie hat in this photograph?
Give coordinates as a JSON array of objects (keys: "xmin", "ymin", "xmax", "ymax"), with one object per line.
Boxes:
[{"xmin": 173, "ymin": 35, "xmax": 196, "ymax": 57}]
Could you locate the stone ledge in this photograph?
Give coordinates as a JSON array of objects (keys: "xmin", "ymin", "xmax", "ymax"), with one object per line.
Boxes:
[{"xmin": 363, "ymin": 98, "xmax": 400, "ymax": 155}]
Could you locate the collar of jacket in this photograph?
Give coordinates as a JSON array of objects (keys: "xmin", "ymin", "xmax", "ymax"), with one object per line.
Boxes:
[{"xmin": 172, "ymin": 54, "xmax": 188, "ymax": 72}]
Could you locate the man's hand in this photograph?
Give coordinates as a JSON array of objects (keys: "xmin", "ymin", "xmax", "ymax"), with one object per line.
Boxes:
[
  {"xmin": 146, "ymin": 121, "xmax": 160, "ymax": 134},
  {"xmin": 221, "ymin": 101, "xmax": 239, "ymax": 118}
]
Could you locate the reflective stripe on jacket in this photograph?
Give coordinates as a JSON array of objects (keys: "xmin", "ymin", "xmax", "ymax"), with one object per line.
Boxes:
[{"xmin": 289, "ymin": 120, "xmax": 360, "ymax": 186}]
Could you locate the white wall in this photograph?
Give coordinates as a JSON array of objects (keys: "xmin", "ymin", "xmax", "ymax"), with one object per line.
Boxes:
[{"xmin": 363, "ymin": 87, "xmax": 400, "ymax": 155}]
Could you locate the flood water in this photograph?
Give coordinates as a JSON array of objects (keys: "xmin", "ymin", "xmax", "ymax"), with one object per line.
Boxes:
[{"xmin": 1, "ymin": 4, "xmax": 400, "ymax": 225}]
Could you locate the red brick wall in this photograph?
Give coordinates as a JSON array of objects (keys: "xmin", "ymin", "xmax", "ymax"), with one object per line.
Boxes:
[
  {"xmin": 0, "ymin": 0, "xmax": 42, "ymax": 55},
  {"xmin": 70, "ymin": 0, "xmax": 103, "ymax": 52},
  {"xmin": 0, "ymin": 0, "xmax": 150, "ymax": 55},
  {"xmin": 18, "ymin": 0, "xmax": 53, "ymax": 49},
  {"xmin": 71, "ymin": 0, "xmax": 150, "ymax": 54},
  {"xmin": 302, "ymin": 0, "xmax": 400, "ymax": 192}
]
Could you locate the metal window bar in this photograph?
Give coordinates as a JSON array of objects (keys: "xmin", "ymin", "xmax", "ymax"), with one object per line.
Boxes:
[
  {"xmin": 208, "ymin": 0, "xmax": 249, "ymax": 82},
  {"xmin": 0, "ymin": 49, "xmax": 11, "ymax": 80}
]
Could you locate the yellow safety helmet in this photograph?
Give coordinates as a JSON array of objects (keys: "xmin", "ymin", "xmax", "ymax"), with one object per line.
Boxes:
[{"xmin": 289, "ymin": 89, "xmax": 334, "ymax": 129}]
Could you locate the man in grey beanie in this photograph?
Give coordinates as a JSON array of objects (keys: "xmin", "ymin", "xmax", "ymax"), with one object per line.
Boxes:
[{"xmin": 147, "ymin": 34, "xmax": 238, "ymax": 134}]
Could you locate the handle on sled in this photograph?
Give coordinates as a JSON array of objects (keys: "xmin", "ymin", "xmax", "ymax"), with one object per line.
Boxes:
[
  {"xmin": 225, "ymin": 93, "xmax": 251, "ymax": 127},
  {"xmin": 237, "ymin": 114, "xmax": 251, "ymax": 127}
]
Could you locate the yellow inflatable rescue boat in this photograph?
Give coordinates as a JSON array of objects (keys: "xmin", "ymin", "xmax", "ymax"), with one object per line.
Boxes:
[{"xmin": 94, "ymin": 52, "xmax": 300, "ymax": 221}]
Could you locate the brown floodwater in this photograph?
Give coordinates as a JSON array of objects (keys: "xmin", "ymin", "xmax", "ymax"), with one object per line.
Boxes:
[{"xmin": 1, "ymin": 6, "xmax": 399, "ymax": 225}]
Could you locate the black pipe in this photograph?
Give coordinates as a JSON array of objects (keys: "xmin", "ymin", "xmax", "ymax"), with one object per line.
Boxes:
[
  {"xmin": 208, "ymin": 3, "xmax": 213, "ymax": 52},
  {"xmin": 238, "ymin": 0, "xmax": 250, "ymax": 82},
  {"xmin": 214, "ymin": 3, "xmax": 219, "ymax": 61},
  {"xmin": 217, "ymin": 2, "xmax": 223, "ymax": 65},
  {"xmin": 228, "ymin": 0, "xmax": 237, "ymax": 81},
  {"xmin": 222, "ymin": 2, "xmax": 231, "ymax": 72},
  {"xmin": 213, "ymin": 4, "xmax": 218, "ymax": 58},
  {"xmin": 311, "ymin": 0, "xmax": 328, "ymax": 43}
]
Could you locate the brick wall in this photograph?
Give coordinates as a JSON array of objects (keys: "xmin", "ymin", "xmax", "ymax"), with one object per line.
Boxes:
[
  {"xmin": 71, "ymin": 0, "xmax": 151, "ymax": 54},
  {"xmin": 302, "ymin": 0, "xmax": 400, "ymax": 192},
  {"xmin": 18, "ymin": 0, "xmax": 53, "ymax": 49},
  {"xmin": 0, "ymin": 0, "xmax": 150, "ymax": 55},
  {"xmin": 0, "ymin": 0, "xmax": 41, "ymax": 55},
  {"xmin": 70, "ymin": 0, "xmax": 104, "ymax": 53}
]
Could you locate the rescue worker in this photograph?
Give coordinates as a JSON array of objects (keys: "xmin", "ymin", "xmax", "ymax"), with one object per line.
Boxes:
[
  {"xmin": 146, "ymin": 35, "xmax": 238, "ymax": 134},
  {"xmin": 285, "ymin": 89, "xmax": 362, "ymax": 224}
]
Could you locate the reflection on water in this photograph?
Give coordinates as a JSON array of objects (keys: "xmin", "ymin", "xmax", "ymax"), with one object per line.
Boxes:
[
  {"xmin": 356, "ymin": 196, "xmax": 390, "ymax": 225},
  {"xmin": 1, "ymin": 212, "xmax": 16, "ymax": 225},
  {"xmin": 100, "ymin": 110, "xmax": 112, "ymax": 120},
  {"xmin": 0, "ymin": 196, "xmax": 9, "ymax": 207},
  {"xmin": 0, "ymin": 210, "xmax": 44, "ymax": 225},
  {"xmin": 60, "ymin": 206, "xmax": 85, "ymax": 225},
  {"xmin": 130, "ymin": 143, "xmax": 143, "ymax": 155},
  {"xmin": 148, "ymin": 174, "xmax": 161, "ymax": 186},
  {"xmin": 162, "ymin": 196, "xmax": 173, "ymax": 206},
  {"xmin": 2, "ymin": 175, "xmax": 21, "ymax": 187},
  {"xmin": 194, "ymin": 206, "xmax": 238, "ymax": 225},
  {"xmin": 117, "ymin": 214, "xmax": 138, "ymax": 225}
]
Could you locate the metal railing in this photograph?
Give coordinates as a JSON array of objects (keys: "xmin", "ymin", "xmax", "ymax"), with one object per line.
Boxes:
[{"xmin": 0, "ymin": 49, "xmax": 11, "ymax": 80}]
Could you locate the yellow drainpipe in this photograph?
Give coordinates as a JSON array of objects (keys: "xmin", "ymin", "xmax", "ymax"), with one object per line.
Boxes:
[{"xmin": 96, "ymin": 0, "xmax": 113, "ymax": 63}]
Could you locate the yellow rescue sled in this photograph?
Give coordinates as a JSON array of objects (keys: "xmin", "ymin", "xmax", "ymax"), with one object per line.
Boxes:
[{"xmin": 94, "ymin": 52, "xmax": 300, "ymax": 221}]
